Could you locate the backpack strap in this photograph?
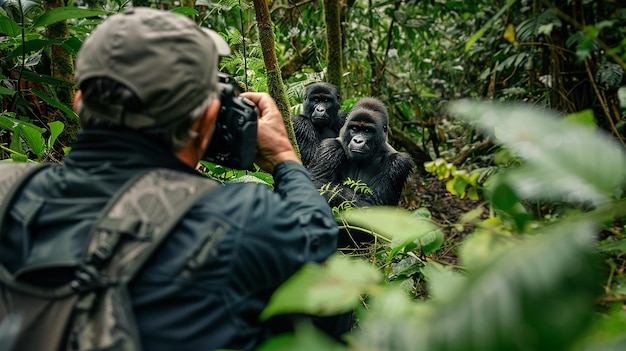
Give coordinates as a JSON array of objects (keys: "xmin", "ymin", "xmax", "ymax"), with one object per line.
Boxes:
[
  {"xmin": 0, "ymin": 163, "xmax": 51, "ymax": 234},
  {"xmin": 69, "ymin": 168, "xmax": 219, "ymax": 350},
  {"xmin": 84, "ymin": 168, "xmax": 219, "ymax": 279}
]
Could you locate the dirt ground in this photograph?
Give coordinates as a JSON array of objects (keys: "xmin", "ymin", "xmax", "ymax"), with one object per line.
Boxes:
[{"xmin": 398, "ymin": 173, "xmax": 486, "ymax": 265}]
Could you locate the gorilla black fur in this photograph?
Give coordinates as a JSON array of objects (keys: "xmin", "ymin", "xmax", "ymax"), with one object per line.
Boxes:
[
  {"xmin": 292, "ymin": 82, "xmax": 346, "ymax": 167},
  {"xmin": 308, "ymin": 97, "xmax": 414, "ymax": 208}
]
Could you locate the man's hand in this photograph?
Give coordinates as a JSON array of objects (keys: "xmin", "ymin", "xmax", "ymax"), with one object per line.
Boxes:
[{"xmin": 240, "ymin": 92, "xmax": 301, "ymax": 174}]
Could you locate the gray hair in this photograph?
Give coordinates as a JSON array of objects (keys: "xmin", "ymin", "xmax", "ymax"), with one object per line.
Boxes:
[{"xmin": 78, "ymin": 77, "xmax": 217, "ymax": 151}]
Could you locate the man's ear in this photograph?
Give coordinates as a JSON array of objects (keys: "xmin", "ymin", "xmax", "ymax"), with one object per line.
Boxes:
[{"xmin": 73, "ymin": 90, "xmax": 82, "ymax": 112}]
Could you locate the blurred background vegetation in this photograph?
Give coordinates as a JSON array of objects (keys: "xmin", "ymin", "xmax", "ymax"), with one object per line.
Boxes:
[{"xmin": 2, "ymin": 0, "xmax": 626, "ymax": 350}]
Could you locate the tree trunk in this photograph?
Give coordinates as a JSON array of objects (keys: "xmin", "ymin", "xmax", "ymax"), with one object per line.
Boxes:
[
  {"xmin": 43, "ymin": 0, "xmax": 79, "ymax": 141},
  {"xmin": 323, "ymin": 0, "xmax": 343, "ymax": 96},
  {"xmin": 252, "ymin": 0, "xmax": 301, "ymax": 158}
]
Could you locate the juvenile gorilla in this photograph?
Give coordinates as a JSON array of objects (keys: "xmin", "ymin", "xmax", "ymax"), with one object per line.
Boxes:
[
  {"xmin": 309, "ymin": 97, "xmax": 414, "ymax": 208},
  {"xmin": 292, "ymin": 83, "xmax": 346, "ymax": 167}
]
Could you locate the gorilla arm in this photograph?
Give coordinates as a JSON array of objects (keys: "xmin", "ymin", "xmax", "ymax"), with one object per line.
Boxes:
[
  {"xmin": 292, "ymin": 113, "xmax": 318, "ymax": 166},
  {"xmin": 366, "ymin": 147, "xmax": 414, "ymax": 206},
  {"xmin": 308, "ymin": 138, "xmax": 366, "ymax": 208}
]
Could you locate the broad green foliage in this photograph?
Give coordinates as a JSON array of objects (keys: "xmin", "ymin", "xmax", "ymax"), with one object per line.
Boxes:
[
  {"xmin": 260, "ymin": 102, "xmax": 626, "ymax": 350},
  {"xmin": 465, "ymin": 0, "xmax": 517, "ymax": 52},
  {"xmin": 199, "ymin": 160, "xmax": 274, "ymax": 186},
  {"xmin": 354, "ymin": 220, "xmax": 598, "ymax": 351},
  {"xmin": 425, "ymin": 158, "xmax": 481, "ymax": 200},
  {"xmin": 3, "ymin": 2, "xmax": 626, "ymax": 350},
  {"xmin": 31, "ymin": 7, "xmax": 107, "ymax": 27},
  {"xmin": 1, "ymin": 4, "xmax": 109, "ymax": 161},
  {"xmin": 338, "ymin": 207, "xmax": 444, "ymax": 257},
  {"xmin": 448, "ymin": 100, "xmax": 626, "ymax": 207},
  {"xmin": 0, "ymin": 111, "xmax": 63, "ymax": 161},
  {"xmin": 261, "ymin": 254, "xmax": 381, "ymax": 320},
  {"xmin": 317, "ymin": 179, "xmax": 375, "ymax": 212},
  {"xmin": 255, "ymin": 323, "xmax": 345, "ymax": 351}
]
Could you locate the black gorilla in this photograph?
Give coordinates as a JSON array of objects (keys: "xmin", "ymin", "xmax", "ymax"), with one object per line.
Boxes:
[
  {"xmin": 292, "ymin": 83, "xmax": 346, "ymax": 167},
  {"xmin": 308, "ymin": 97, "xmax": 414, "ymax": 208}
]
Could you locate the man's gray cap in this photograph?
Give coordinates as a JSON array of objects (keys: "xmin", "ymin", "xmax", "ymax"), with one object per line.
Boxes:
[{"xmin": 74, "ymin": 7, "xmax": 231, "ymax": 128}]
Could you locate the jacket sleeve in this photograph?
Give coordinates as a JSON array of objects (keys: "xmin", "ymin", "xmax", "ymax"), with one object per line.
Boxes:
[{"xmin": 231, "ymin": 161, "xmax": 338, "ymax": 293}]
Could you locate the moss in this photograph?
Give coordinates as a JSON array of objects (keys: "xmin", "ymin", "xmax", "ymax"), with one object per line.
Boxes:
[
  {"xmin": 323, "ymin": 0, "xmax": 343, "ymax": 95},
  {"xmin": 253, "ymin": 0, "xmax": 300, "ymax": 157},
  {"xmin": 44, "ymin": 0, "xmax": 79, "ymax": 141}
]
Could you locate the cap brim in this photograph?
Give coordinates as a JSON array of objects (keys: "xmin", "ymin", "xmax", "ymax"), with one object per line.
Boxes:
[{"xmin": 203, "ymin": 28, "xmax": 231, "ymax": 57}]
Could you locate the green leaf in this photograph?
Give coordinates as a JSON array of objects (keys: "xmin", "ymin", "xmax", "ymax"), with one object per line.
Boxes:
[
  {"xmin": 352, "ymin": 288, "xmax": 437, "ymax": 351},
  {"xmin": 7, "ymin": 39, "xmax": 61, "ymax": 60},
  {"xmin": 595, "ymin": 62, "xmax": 624, "ymax": 89},
  {"xmin": 10, "ymin": 153, "xmax": 29, "ymax": 162},
  {"xmin": 419, "ymin": 228, "xmax": 444, "ymax": 255},
  {"xmin": 411, "ymin": 207, "xmax": 432, "ymax": 219},
  {"xmin": 467, "ymin": 187, "xmax": 479, "ymax": 200},
  {"xmin": 392, "ymin": 256, "xmax": 423, "ymax": 277},
  {"xmin": 447, "ymin": 100, "xmax": 626, "ymax": 205},
  {"xmin": 20, "ymin": 123, "xmax": 45, "ymax": 158},
  {"xmin": 0, "ymin": 115, "xmax": 45, "ymax": 132},
  {"xmin": 10, "ymin": 126, "xmax": 24, "ymax": 154},
  {"xmin": 21, "ymin": 71, "xmax": 76, "ymax": 87},
  {"xmin": 458, "ymin": 229, "xmax": 518, "ymax": 270},
  {"xmin": 47, "ymin": 120, "xmax": 64, "ymax": 151},
  {"xmin": 260, "ymin": 255, "xmax": 381, "ymax": 320},
  {"xmin": 0, "ymin": 86, "xmax": 14, "ymax": 96},
  {"xmin": 465, "ymin": 0, "xmax": 518, "ymax": 52},
  {"xmin": 1, "ymin": 115, "xmax": 45, "ymax": 159},
  {"xmin": 243, "ymin": 171, "xmax": 274, "ymax": 185},
  {"xmin": 0, "ymin": 115, "xmax": 14, "ymax": 130},
  {"xmin": 339, "ymin": 207, "xmax": 443, "ymax": 252},
  {"xmin": 31, "ymin": 89, "xmax": 78, "ymax": 120},
  {"xmin": 60, "ymin": 36, "xmax": 83, "ymax": 56},
  {"xmin": 597, "ymin": 238, "xmax": 626, "ymax": 253},
  {"xmin": 420, "ymin": 261, "xmax": 466, "ymax": 301},
  {"xmin": 446, "ymin": 176, "xmax": 468, "ymax": 197},
  {"xmin": 0, "ymin": 15, "xmax": 22, "ymax": 37},
  {"xmin": 255, "ymin": 323, "xmax": 346, "ymax": 351},
  {"xmin": 489, "ymin": 181, "xmax": 519, "ymax": 211},
  {"xmin": 618, "ymin": 87, "xmax": 626, "ymax": 109},
  {"xmin": 32, "ymin": 7, "xmax": 108, "ymax": 28},
  {"xmin": 563, "ymin": 109, "xmax": 597, "ymax": 128},
  {"xmin": 574, "ymin": 304, "xmax": 626, "ymax": 350},
  {"xmin": 171, "ymin": 6, "xmax": 199, "ymax": 16},
  {"xmin": 426, "ymin": 220, "xmax": 598, "ymax": 351},
  {"xmin": 459, "ymin": 205, "xmax": 485, "ymax": 224}
]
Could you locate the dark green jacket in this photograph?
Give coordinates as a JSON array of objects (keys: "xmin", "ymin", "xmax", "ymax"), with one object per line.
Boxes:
[{"xmin": 2, "ymin": 129, "xmax": 338, "ymax": 351}]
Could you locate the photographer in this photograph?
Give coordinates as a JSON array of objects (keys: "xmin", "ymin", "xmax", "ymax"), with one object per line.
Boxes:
[{"xmin": 1, "ymin": 7, "xmax": 339, "ymax": 350}]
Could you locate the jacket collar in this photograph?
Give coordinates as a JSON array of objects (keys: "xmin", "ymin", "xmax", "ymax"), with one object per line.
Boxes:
[{"xmin": 64, "ymin": 129, "xmax": 197, "ymax": 174}]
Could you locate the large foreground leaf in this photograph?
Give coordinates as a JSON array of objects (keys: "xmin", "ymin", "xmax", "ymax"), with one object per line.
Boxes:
[
  {"xmin": 355, "ymin": 219, "xmax": 600, "ymax": 351},
  {"xmin": 447, "ymin": 100, "xmax": 626, "ymax": 205},
  {"xmin": 428, "ymin": 221, "xmax": 598, "ymax": 350},
  {"xmin": 255, "ymin": 323, "xmax": 346, "ymax": 351},
  {"xmin": 260, "ymin": 254, "xmax": 381, "ymax": 320},
  {"xmin": 338, "ymin": 207, "xmax": 443, "ymax": 255}
]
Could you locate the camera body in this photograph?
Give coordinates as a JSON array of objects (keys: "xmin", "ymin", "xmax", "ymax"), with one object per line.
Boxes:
[{"xmin": 202, "ymin": 73, "xmax": 258, "ymax": 170}]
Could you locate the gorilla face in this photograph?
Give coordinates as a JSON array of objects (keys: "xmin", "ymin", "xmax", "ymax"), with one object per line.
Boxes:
[
  {"xmin": 341, "ymin": 108, "xmax": 387, "ymax": 162},
  {"xmin": 304, "ymin": 83, "xmax": 340, "ymax": 129}
]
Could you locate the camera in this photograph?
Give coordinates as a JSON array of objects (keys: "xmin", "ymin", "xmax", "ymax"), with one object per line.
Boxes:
[{"xmin": 202, "ymin": 73, "xmax": 258, "ymax": 170}]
